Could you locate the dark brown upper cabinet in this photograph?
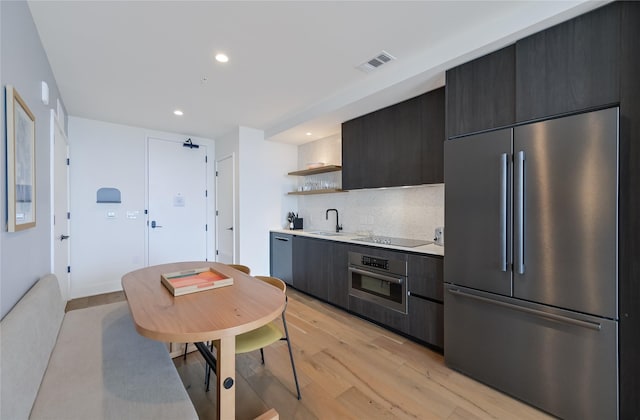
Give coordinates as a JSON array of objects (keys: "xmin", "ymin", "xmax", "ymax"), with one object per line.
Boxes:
[
  {"xmin": 446, "ymin": 45, "xmax": 515, "ymax": 138},
  {"xmin": 342, "ymin": 87, "xmax": 444, "ymax": 190},
  {"xmin": 515, "ymin": 3, "xmax": 621, "ymax": 123}
]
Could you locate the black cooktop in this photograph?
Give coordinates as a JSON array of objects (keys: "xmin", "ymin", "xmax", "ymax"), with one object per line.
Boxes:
[{"xmin": 353, "ymin": 236, "xmax": 432, "ymax": 248}]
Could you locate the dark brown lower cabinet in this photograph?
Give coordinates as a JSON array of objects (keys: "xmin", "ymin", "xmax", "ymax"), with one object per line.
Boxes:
[
  {"xmin": 408, "ymin": 254, "xmax": 443, "ymax": 301},
  {"xmin": 291, "ymin": 236, "xmax": 349, "ymax": 309},
  {"xmin": 327, "ymin": 242, "xmax": 349, "ymax": 309},
  {"xmin": 292, "ymin": 236, "xmax": 329, "ymax": 301},
  {"xmin": 286, "ymin": 235, "xmax": 444, "ymax": 348},
  {"xmin": 408, "ymin": 296, "xmax": 443, "ymax": 349},
  {"xmin": 407, "ymin": 254, "xmax": 444, "ymax": 349},
  {"xmin": 348, "ymin": 296, "xmax": 409, "ymax": 334}
]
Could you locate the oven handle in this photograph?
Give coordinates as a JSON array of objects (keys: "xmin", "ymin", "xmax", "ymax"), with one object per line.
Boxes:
[{"xmin": 348, "ymin": 266, "xmax": 404, "ymax": 284}]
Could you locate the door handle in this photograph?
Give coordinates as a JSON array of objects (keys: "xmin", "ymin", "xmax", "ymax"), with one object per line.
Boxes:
[
  {"xmin": 59, "ymin": 234, "xmax": 70, "ymax": 241},
  {"xmin": 226, "ymin": 227, "xmax": 233, "ymax": 231},
  {"xmin": 151, "ymin": 220, "xmax": 163, "ymax": 229},
  {"xmin": 515, "ymin": 151, "xmax": 525, "ymax": 275},
  {"xmin": 348, "ymin": 266, "xmax": 404, "ymax": 284},
  {"xmin": 499, "ymin": 153, "xmax": 508, "ymax": 272},
  {"xmin": 447, "ymin": 288, "xmax": 601, "ymax": 331}
]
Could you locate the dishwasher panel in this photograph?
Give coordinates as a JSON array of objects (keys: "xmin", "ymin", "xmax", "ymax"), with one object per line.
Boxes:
[{"xmin": 270, "ymin": 233, "xmax": 293, "ymax": 285}]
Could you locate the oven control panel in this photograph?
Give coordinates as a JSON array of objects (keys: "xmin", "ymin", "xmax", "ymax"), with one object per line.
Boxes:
[
  {"xmin": 361, "ymin": 256, "xmax": 389, "ymax": 270},
  {"xmin": 349, "ymin": 251, "xmax": 407, "ymax": 276}
]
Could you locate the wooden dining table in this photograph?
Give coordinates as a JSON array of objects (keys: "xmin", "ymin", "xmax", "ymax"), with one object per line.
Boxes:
[{"xmin": 121, "ymin": 261, "xmax": 286, "ymax": 420}]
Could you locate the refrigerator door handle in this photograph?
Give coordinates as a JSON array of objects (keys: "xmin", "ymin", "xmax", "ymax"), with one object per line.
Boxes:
[
  {"xmin": 500, "ymin": 153, "xmax": 508, "ymax": 272},
  {"xmin": 447, "ymin": 288, "xmax": 602, "ymax": 331},
  {"xmin": 515, "ymin": 151, "xmax": 525, "ymax": 274}
]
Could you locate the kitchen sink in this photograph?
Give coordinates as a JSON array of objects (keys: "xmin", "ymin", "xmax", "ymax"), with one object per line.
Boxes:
[{"xmin": 307, "ymin": 231, "xmax": 344, "ymax": 236}]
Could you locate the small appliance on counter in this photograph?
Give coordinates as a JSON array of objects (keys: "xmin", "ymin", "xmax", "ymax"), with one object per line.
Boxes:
[
  {"xmin": 287, "ymin": 212, "xmax": 303, "ymax": 230},
  {"xmin": 434, "ymin": 227, "xmax": 444, "ymax": 246}
]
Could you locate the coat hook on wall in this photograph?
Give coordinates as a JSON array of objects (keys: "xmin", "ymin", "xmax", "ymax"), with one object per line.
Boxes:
[{"xmin": 183, "ymin": 138, "xmax": 200, "ymax": 149}]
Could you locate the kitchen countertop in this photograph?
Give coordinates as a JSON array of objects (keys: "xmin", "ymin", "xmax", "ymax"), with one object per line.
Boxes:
[{"xmin": 271, "ymin": 229, "xmax": 444, "ymax": 257}]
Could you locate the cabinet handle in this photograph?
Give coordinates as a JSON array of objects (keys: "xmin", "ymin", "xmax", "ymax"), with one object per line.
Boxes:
[{"xmin": 275, "ymin": 236, "xmax": 290, "ymax": 242}]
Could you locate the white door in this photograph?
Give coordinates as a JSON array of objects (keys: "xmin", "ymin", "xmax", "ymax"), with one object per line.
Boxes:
[
  {"xmin": 51, "ymin": 112, "xmax": 70, "ymax": 300},
  {"xmin": 148, "ymin": 138, "xmax": 208, "ymax": 265},
  {"xmin": 215, "ymin": 154, "xmax": 235, "ymax": 263}
]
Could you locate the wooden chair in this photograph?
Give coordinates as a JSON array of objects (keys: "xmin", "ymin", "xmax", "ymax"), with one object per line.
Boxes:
[
  {"xmin": 205, "ymin": 276, "xmax": 301, "ymax": 400},
  {"xmin": 226, "ymin": 264, "xmax": 251, "ymax": 275},
  {"xmin": 182, "ymin": 263, "xmax": 252, "ymax": 360}
]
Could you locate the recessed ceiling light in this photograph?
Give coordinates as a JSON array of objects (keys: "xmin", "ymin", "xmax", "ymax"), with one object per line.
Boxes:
[
  {"xmin": 215, "ymin": 53, "xmax": 229, "ymax": 63},
  {"xmin": 306, "ymin": 132, "xmax": 312, "ymax": 136},
  {"xmin": 174, "ymin": 110, "xmax": 184, "ymax": 116}
]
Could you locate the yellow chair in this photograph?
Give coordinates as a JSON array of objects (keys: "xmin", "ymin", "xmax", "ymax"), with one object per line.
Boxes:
[
  {"xmin": 183, "ymin": 263, "xmax": 253, "ymax": 360},
  {"xmin": 227, "ymin": 264, "xmax": 251, "ymax": 275},
  {"xmin": 205, "ymin": 276, "xmax": 301, "ymax": 400}
]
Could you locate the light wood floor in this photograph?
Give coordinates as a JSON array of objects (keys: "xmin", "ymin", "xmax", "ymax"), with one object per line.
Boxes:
[{"xmin": 67, "ymin": 289, "xmax": 552, "ymax": 419}]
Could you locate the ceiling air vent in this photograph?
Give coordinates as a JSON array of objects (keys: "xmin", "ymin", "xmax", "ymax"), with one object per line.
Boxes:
[{"xmin": 357, "ymin": 51, "xmax": 396, "ymax": 73}]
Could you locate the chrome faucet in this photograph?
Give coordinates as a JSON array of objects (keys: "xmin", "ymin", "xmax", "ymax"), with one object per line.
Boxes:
[{"xmin": 326, "ymin": 208, "xmax": 343, "ymax": 233}]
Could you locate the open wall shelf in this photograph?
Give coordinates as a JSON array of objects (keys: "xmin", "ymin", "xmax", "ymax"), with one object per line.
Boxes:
[
  {"xmin": 287, "ymin": 165, "xmax": 342, "ymax": 176},
  {"xmin": 287, "ymin": 189, "xmax": 347, "ymax": 196}
]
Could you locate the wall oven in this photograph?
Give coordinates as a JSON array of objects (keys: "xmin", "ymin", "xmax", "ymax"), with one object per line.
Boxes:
[{"xmin": 348, "ymin": 251, "xmax": 408, "ymax": 314}]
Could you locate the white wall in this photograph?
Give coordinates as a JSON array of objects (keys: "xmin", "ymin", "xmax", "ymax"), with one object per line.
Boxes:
[
  {"xmin": 69, "ymin": 120, "xmax": 293, "ymax": 297},
  {"xmin": 236, "ymin": 127, "xmax": 298, "ymax": 275},
  {"xmin": 68, "ymin": 118, "xmax": 146, "ymax": 297},
  {"xmin": 0, "ymin": 1, "xmax": 67, "ymax": 318},
  {"xmin": 68, "ymin": 117, "xmax": 214, "ymax": 298},
  {"xmin": 298, "ymin": 133, "xmax": 342, "ymax": 168},
  {"xmin": 297, "ymin": 135, "xmax": 444, "ymax": 240}
]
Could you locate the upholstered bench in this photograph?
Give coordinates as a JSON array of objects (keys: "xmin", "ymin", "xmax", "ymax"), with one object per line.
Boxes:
[{"xmin": 0, "ymin": 274, "xmax": 198, "ymax": 419}]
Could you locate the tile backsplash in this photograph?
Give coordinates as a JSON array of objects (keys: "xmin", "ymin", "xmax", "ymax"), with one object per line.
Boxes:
[
  {"xmin": 298, "ymin": 184, "xmax": 444, "ymax": 240},
  {"xmin": 294, "ymin": 134, "xmax": 444, "ymax": 240}
]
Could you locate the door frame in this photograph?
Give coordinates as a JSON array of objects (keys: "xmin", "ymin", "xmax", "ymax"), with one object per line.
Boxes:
[
  {"xmin": 215, "ymin": 153, "xmax": 236, "ymax": 263},
  {"xmin": 144, "ymin": 135, "xmax": 216, "ymax": 266},
  {"xmin": 49, "ymin": 109, "xmax": 70, "ymax": 300}
]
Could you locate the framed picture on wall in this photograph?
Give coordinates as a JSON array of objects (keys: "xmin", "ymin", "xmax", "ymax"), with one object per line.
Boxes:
[{"xmin": 6, "ymin": 85, "xmax": 36, "ymax": 232}]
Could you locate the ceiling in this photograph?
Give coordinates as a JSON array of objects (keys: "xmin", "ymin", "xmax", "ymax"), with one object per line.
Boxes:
[{"xmin": 28, "ymin": 1, "xmax": 606, "ymax": 145}]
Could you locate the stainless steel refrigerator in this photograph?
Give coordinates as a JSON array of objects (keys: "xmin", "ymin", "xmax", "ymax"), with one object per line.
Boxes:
[{"xmin": 444, "ymin": 107, "xmax": 619, "ymax": 419}]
